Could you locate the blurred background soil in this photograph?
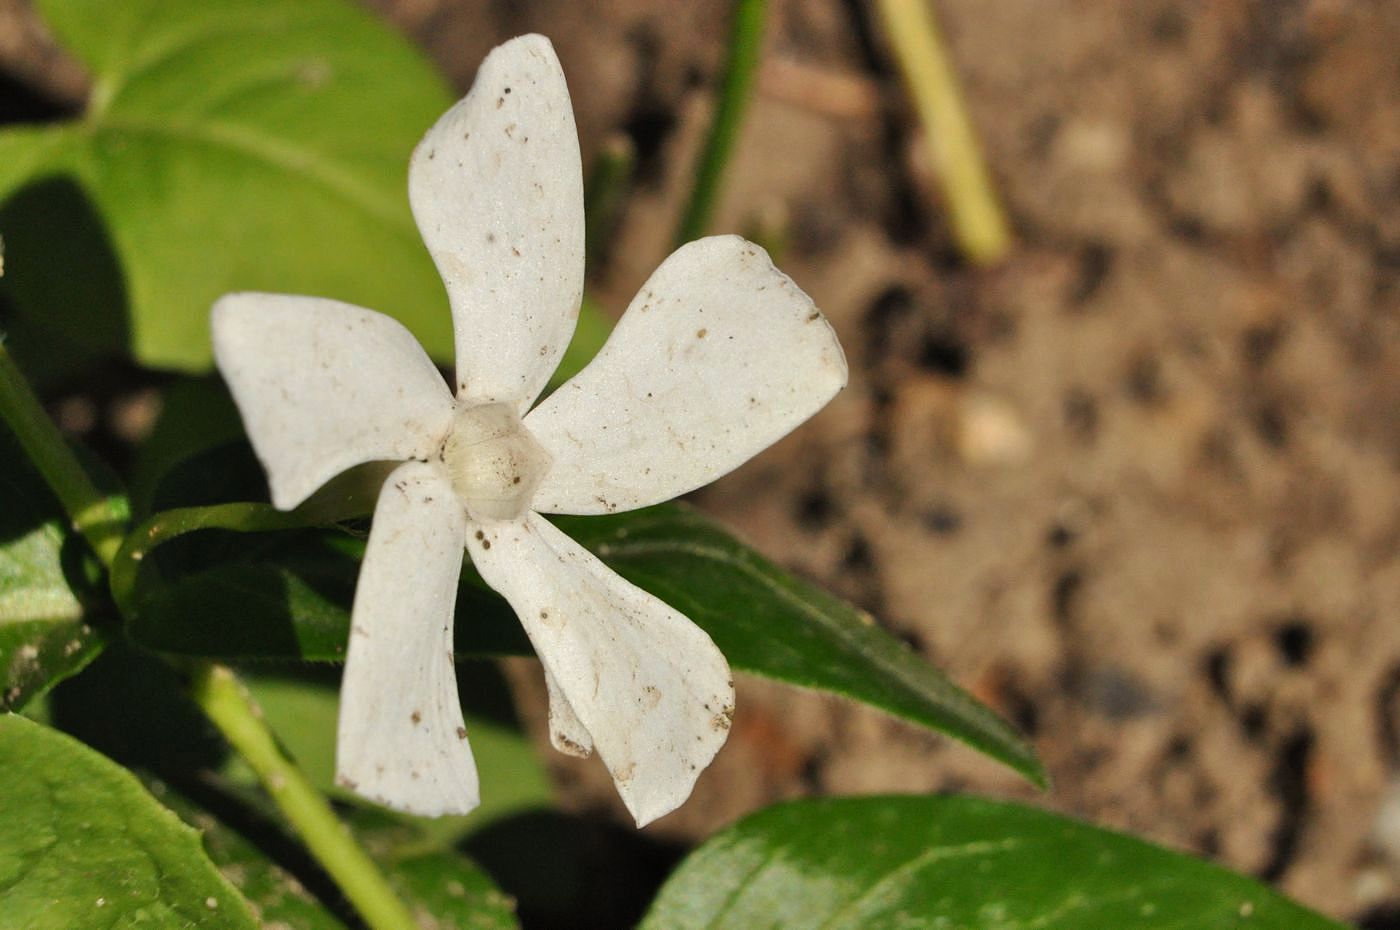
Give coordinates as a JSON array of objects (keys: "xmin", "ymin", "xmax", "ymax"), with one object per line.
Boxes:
[{"xmin": 3, "ymin": 0, "xmax": 1398, "ymax": 925}]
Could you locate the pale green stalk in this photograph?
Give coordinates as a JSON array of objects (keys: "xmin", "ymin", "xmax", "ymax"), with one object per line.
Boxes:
[
  {"xmin": 875, "ymin": 0, "xmax": 1012, "ymax": 264},
  {"xmin": 189, "ymin": 665, "xmax": 421, "ymax": 930},
  {"xmin": 0, "ymin": 342, "xmax": 125, "ymax": 565}
]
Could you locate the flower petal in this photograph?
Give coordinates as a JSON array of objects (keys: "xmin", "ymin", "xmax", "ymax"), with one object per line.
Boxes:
[
  {"xmin": 212, "ymin": 294, "xmax": 454, "ymax": 510},
  {"xmin": 525, "ymin": 236, "xmax": 847, "ymax": 515},
  {"xmin": 469, "ymin": 513, "xmax": 733, "ymax": 826},
  {"xmin": 545, "ymin": 669, "xmax": 593, "ymax": 758},
  {"xmin": 409, "ymin": 34, "xmax": 584, "ymax": 410},
  {"xmin": 336, "ymin": 461, "xmax": 478, "ymax": 817}
]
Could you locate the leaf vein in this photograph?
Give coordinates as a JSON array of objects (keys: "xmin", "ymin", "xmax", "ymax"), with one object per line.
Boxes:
[{"xmin": 817, "ymin": 838, "xmax": 1023, "ymax": 930}]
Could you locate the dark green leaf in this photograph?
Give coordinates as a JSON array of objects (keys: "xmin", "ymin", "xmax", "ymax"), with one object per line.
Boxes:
[
  {"xmin": 640, "ymin": 795, "xmax": 1347, "ymax": 930},
  {"xmin": 132, "ymin": 528, "xmax": 367, "ymax": 659},
  {"xmin": 0, "ymin": 0, "xmax": 455, "ymax": 374},
  {"xmin": 558, "ymin": 506, "xmax": 1042, "ymax": 785},
  {"xmin": 0, "ymin": 714, "xmax": 258, "ymax": 928},
  {"xmin": 349, "ymin": 812, "xmax": 520, "ymax": 930},
  {"xmin": 388, "ymin": 850, "xmax": 519, "ymax": 930},
  {"xmin": 0, "ymin": 430, "xmax": 103, "ymax": 711},
  {"xmin": 127, "ymin": 496, "xmax": 1039, "ymax": 784}
]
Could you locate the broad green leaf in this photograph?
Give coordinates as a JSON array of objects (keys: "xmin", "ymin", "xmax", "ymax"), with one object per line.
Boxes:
[
  {"xmin": 36, "ymin": 651, "xmax": 520, "ymax": 928},
  {"xmin": 640, "ymin": 795, "xmax": 1346, "ymax": 930},
  {"xmin": 125, "ymin": 490, "xmax": 1040, "ymax": 785},
  {"xmin": 0, "ymin": 0, "xmax": 455, "ymax": 373},
  {"xmin": 558, "ymin": 507, "xmax": 1042, "ymax": 785},
  {"xmin": 0, "ymin": 714, "xmax": 258, "ymax": 928},
  {"xmin": 0, "ymin": 0, "xmax": 612, "ymax": 382},
  {"xmin": 0, "ymin": 429, "xmax": 103, "ymax": 711}
]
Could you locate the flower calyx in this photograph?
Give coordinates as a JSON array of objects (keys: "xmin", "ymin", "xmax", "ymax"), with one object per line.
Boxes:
[{"xmin": 440, "ymin": 401, "xmax": 551, "ymax": 521}]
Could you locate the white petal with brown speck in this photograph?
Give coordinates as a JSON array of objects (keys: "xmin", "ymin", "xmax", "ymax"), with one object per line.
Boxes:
[{"xmin": 212, "ymin": 34, "xmax": 846, "ymax": 826}]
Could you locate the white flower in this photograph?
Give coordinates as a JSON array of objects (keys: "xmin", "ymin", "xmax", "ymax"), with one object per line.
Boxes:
[{"xmin": 211, "ymin": 35, "xmax": 846, "ymax": 827}]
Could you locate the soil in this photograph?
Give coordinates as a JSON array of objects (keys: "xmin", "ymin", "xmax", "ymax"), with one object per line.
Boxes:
[{"xmin": 4, "ymin": 0, "xmax": 1398, "ymax": 925}]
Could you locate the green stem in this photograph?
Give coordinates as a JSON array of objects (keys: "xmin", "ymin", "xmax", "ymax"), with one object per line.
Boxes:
[
  {"xmin": 674, "ymin": 0, "xmax": 769, "ymax": 246},
  {"xmin": 0, "ymin": 342, "xmax": 126, "ymax": 565},
  {"xmin": 0, "ymin": 350, "xmax": 419, "ymax": 928},
  {"xmin": 874, "ymin": 0, "xmax": 1011, "ymax": 264},
  {"xmin": 190, "ymin": 665, "xmax": 420, "ymax": 930}
]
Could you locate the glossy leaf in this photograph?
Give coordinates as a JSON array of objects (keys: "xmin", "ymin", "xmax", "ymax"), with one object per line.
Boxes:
[
  {"xmin": 0, "ymin": 430, "xmax": 103, "ymax": 711},
  {"xmin": 0, "ymin": 714, "xmax": 258, "ymax": 928},
  {"xmin": 558, "ymin": 506, "xmax": 1042, "ymax": 785},
  {"xmin": 0, "ymin": 0, "xmax": 455, "ymax": 373},
  {"xmin": 640, "ymin": 795, "xmax": 1346, "ymax": 930},
  {"xmin": 125, "ymin": 487, "xmax": 1039, "ymax": 784}
]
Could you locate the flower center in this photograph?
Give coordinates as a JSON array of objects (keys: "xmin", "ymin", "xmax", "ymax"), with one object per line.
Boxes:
[{"xmin": 440, "ymin": 402, "xmax": 551, "ymax": 521}]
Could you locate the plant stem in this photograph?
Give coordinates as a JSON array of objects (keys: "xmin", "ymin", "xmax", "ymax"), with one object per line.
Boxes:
[
  {"xmin": 874, "ymin": 0, "xmax": 1011, "ymax": 264},
  {"xmin": 0, "ymin": 342, "xmax": 126, "ymax": 565},
  {"xmin": 673, "ymin": 0, "xmax": 769, "ymax": 246},
  {"xmin": 189, "ymin": 664, "xmax": 421, "ymax": 930},
  {"xmin": 0, "ymin": 347, "xmax": 420, "ymax": 929}
]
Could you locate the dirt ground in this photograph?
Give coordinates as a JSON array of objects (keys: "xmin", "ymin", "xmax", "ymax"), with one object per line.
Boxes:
[{"xmin": 4, "ymin": 0, "xmax": 1399, "ymax": 925}]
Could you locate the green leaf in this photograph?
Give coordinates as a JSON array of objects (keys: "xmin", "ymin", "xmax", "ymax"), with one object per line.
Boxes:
[
  {"xmin": 0, "ymin": 429, "xmax": 103, "ymax": 712},
  {"xmin": 349, "ymin": 812, "xmax": 520, "ymax": 930},
  {"xmin": 388, "ymin": 850, "xmax": 519, "ymax": 930},
  {"xmin": 0, "ymin": 714, "xmax": 258, "ymax": 928},
  {"xmin": 640, "ymin": 795, "xmax": 1347, "ymax": 930},
  {"xmin": 0, "ymin": 0, "xmax": 455, "ymax": 374},
  {"xmin": 387, "ymin": 849, "xmax": 519, "ymax": 930},
  {"xmin": 125, "ymin": 494, "xmax": 1040, "ymax": 785},
  {"xmin": 40, "ymin": 647, "xmax": 521, "ymax": 925},
  {"xmin": 558, "ymin": 506, "xmax": 1042, "ymax": 786},
  {"xmin": 129, "ymin": 525, "xmax": 371, "ymax": 659}
]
